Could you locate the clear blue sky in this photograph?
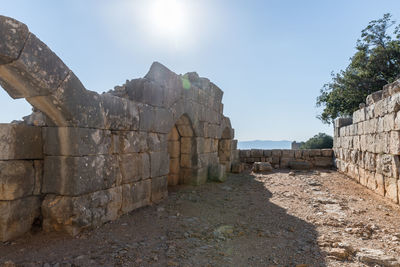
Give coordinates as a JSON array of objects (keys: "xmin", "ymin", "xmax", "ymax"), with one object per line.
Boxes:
[{"xmin": 1, "ymin": 0, "xmax": 400, "ymax": 141}]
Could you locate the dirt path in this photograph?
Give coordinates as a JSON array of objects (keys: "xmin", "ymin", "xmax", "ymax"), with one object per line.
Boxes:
[{"xmin": 1, "ymin": 170, "xmax": 400, "ymax": 267}]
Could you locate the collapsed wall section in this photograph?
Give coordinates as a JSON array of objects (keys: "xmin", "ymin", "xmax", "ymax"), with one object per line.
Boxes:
[
  {"xmin": 334, "ymin": 79, "xmax": 400, "ymax": 205},
  {"xmin": 0, "ymin": 15, "xmax": 240, "ymax": 240}
]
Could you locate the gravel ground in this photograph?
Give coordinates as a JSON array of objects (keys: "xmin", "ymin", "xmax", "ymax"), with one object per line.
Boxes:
[{"xmin": 1, "ymin": 169, "xmax": 400, "ymax": 267}]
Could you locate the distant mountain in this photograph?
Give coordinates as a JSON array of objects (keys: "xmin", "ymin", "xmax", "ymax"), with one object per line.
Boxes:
[{"xmin": 237, "ymin": 140, "xmax": 292, "ymax": 149}]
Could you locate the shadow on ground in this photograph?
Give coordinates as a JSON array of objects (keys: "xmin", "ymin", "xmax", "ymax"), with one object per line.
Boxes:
[{"xmin": 0, "ymin": 171, "xmax": 326, "ymax": 267}]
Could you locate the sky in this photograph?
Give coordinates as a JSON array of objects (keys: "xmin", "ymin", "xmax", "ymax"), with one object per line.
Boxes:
[{"xmin": 1, "ymin": 0, "xmax": 400, "ymax": 142}]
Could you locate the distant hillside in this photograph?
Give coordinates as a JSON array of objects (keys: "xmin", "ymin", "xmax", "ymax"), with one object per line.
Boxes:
[{"xmin": 237, "ymin": 140, "xmax": 292, "ymax": 149}]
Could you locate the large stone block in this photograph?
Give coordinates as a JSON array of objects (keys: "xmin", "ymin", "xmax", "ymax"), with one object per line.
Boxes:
[
  {"xmin": 42, "ymin": 187, "xmax": 122, "ymax": 236},
  {"xmin": 0, "ymin": 124, "xmax": 42, "ymax": 160},
  {"xmin": 0, "ymin": 196, "xmax": 40, "ymax": 241},
  {"xmin": 27, "ymin": 72, "xmax": 106, "ymax": 128},
  {"xmin": 389, "ymin": 131, "xmax": 400, "ymax": 155},
  {"xmin": 385, "ymin": 178, "xmax": 399, "ymax": 204},
  {"xmin": 113, "ymin": 131, "xmax": 148, "ymax": 154},
  {"xmin": 314, "ymin": 157, "xmax": 333, "ymax": 168},
  {"xmin": 151, "ymin": 176, "xmax": 168, "ymax": 203},
  {"xmin": 121, "ymin": 179, "xmax": 151, "ymax": 213},
  {"xmin": 374, "ymin": 173, "xmax": 385, "ymax": 196},
  {"xmin": 139, "ymin": 105, "xmax": 173, "ymax": 134},
  {"xmin": 120, "ymin": 153, "xmax": 150, "ymax": 184},
  {"xmin": 353, "ymin": 108, "xmax": 366, "ymax": 123},
  {"xmin": 281, "ymin": 150, "xmax": 294, "ymax": 158},
  {"xmin": 168, "ymin": 140, "xmax": 180, "ymax": 158},
  {"xmin": 321, "ymin": 149, "xmax": 333, "ymax": 157},
  {"xmin": 181, "ymin": 137, "xmax": 193, "ymax": 154},
  {"xmin": 181, "ymin": 153, "xmax": 192, "ymax": 168},
  {"xmin": 383, "ymin": 113, "xmax": 395, "ymax": 132},
  {"xmin": 169, "ymin": 158, "xmax": 180, "ymax": 174},
  {"xmin": 239, "ymin": 150, "xmax": 251, "ymax": 158},
  {"xmin": 208, "ymin": 164, "xmax": 227, "ymax": 182},
  {"xmin": 150, "ymin": 151, "xmax": 169, "ymax": 177},
  {"xmin": 147, "ymin": 133, "xmax": 167, "ymax": 152},
  {"xmin": 101, "ymin": 94, "xmax": 140, "ymax": 131},
  {"xmin": 0, "ymin": 160, "xmax": 35, "ymax": 200},
  {"xmin": 250, "ymin": 149, "xmax": 263, "ymax": 158},
  {"xmin": 289, "ymin": 160, "xmax": 312, "ymax": 170},
  {"xmin": 376, "ymin": 154, "xmax": 399, "ymax": 179},
  {"xmin": 0, "ymin": 16, "xmax": 29, "ymax": 64},
  {"xmin": 43, "ymin": 127, "xmax": 112, "ymax": 156},
  {"xmin": 124, "ymin": 78, "xmax": 166, "ymax": 107},
  {"xmin": 0, "ymin": 33, "xmax": 69, "ymax": 99},
  {"xmin": 42, "ymin": 155, "xmax": 120, "ymax": 196},
  {"xmin": 168, "ymin": 125, "xmax": 180, "ymax": 141}
]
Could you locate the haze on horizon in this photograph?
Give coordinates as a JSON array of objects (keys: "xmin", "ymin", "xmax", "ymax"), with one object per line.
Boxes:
[{"xmin": 1, "ymin": 0, "xmax": 400, "ymax": 142}]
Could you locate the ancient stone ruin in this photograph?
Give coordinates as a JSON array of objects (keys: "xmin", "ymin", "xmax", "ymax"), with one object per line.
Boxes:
[
  {"xmin": 0, "ymin": 15, "xmax": 239, "ymax": 241},
  {"xmin": 334, "ymin": 79, "xmax": 400, "ymax": 205}
]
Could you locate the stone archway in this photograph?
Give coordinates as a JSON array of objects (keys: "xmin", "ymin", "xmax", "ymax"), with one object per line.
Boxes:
[{"xmin": 167, "ymin": 114, "xmax": 196, "ymax": 186}]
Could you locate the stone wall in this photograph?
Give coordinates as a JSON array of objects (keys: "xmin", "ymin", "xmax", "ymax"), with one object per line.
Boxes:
[
  {"xmin": 334, "ymin": 79, "xmax": 400, "ymax": 205},
  {"xmin": 0, "ymin": 15, "xmax": 239, "ymax": 240},
  {"xmin": 0, "ymin": 124, "xmax": 43, "ymax": 241},
  {"xmin": 239, "ymin": 149, "xmax": 333, "ymax": 169}
]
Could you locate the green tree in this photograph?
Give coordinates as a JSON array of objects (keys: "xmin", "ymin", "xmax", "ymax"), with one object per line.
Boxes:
[
  {"xmin": 317, "ymin": 13, "xmax": 400, "ymax": 124},
  {"xmin": 300, "ymin": 133, "xmax": 333, "ymax": 149}
]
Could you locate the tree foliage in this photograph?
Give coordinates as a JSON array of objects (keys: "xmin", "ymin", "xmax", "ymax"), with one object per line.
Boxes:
[
  {"xmin": 300, "ymin": 133, "xmax": 333, "ymax": 149},
  {"xmin": 317, "ymin": 13, "xmax": 400, "ymax": 124}
]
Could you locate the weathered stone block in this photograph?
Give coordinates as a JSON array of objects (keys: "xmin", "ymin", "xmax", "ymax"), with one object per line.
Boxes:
[
  {"xmin": 376, "ymin": 154, "xmax": 399, "ymax": 179},
  {"xmin": 147, "ymin": 133, "xmax": 167, "ymax": 152},
  {"xmin": 383, "ymin": 113, "xmax": 395, "ymax": 132},
  {"xmin": 180, "ymin": 153, "xmax": 192, "ymax": 168},
  {"xmin": 263, "ymin": 150, "xmax": 272, "ymax": 157},
  {"xmin": 168, "ymin": 174, "xmax": 180, "ymax": 186},
  {"xmin": 42, "ymin": 155, "xmax": 120, "ymax": 196},
  {"xmin": 0, "ymin": 160, "xmax": 35, "ymax": 200},
  {"xmin": 271, "ymin": 150, "xmax": 282, "ymax": 157},
  {"xmin": 102, "ymin": 94, "xmax": 140, "ymax": 131},
  {"xmin": 28, "ymin": 73, "xmax": 106, "ymax": 128},
  {"xmin": 114, "ymin": 131, "xmax": 148, "ymax": 154},
  {"xmin": 43, "ymin": 127, "xmax": 112, "ymax": 156},
  {"xmin": 374, "ymin": 173, "xmax": 385, "ymax": 196},
  {"xmin": 294, "ymin": 150, "xmax": 302, "ymax": 158},
  {"xmin": 150, "ymin": 151, "xmax": 169, "ymax": 177},
  {"xmin": 280, "ymin": 157, "xmax": 292, "ymax": 168},
  {"xmin": 169, "ymin": 158, "xmax": 180, "ymax": 174},
  {"xmin": 42, "ymin": 187, "xmax": 122, "ymax": 236},
  {"xmin": 0, "ymin": 33, "xmax": 69, "ymax": 99},
  {"xmin": 321, "ymin": 149, "xmax": 333, "ymax": 157},
  {"xmin": 208, "ymin": 164, "xmax": 227, "ymax": 182},
  {"xmin": 120, "ymin": 153, "xmax": 150, "ymax": 184},
  {"xmin": 0, "ymin": 196, "xmax": 40, "ymax": 241},
  {"xmin": 314, "ymin": 157, "xmax": 333, "ymax": 168},
  {"xmin": 289, "ymin": 160, "xmax": 311, "ymax": 170},
  {"xmin": 252, "ymin": 162, "xmax": 273, "ymax": 172},
  {"xmin": 0, "ymin": 124, "xmax": 42, "ymax": 160},
  {"xmin": 168, "ymin": 125, "xmax": 180, "ymax": 141},
  {"xmin": 389, "ymin": 131, "xmax": 400, "ymax": 155},
  {"xmin": 151, "ymin": 176, "xmax": 168, "ymax": 203},
  {"xmin": 385, "ymin": 178, "xmax": 399, "ymax": 203},
  {"xmin": 139, "ymin": 105, "xmax": 173, "ymax": 134},
  {"xmin": 181, "ymin": 137, "xmax": 193, "ymax": 154},
  {"xmin": 0, "ymin": 16, "xmax": 29, "ymax": 65},
  {"xmin": 168, "ymin": 140, "xmax": 180, "ymax": 158},
  {"xmin": 309, "ymin": 150, "xmax": 322, "ymax": 157},
  {"xmin": 353, "ymin": 108, "xmax": 366, "ymax": 123},
  {"xmin": 122, "ymin": 179, "xmax": 151, "ymax": 213},
  {"xmin": 281, "ymin": 150, "xmax": 294, "ymax": 158},
  {"xmin": 231, "ymin": 162, "xmax": 244, "ymax": 173},
  {"xmin": 240, "ymin": 150, "xmax": 251, "ymax": 158}
]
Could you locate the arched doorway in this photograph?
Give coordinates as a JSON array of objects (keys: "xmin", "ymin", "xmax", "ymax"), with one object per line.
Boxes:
[{"xmin": 167, "ymin": 114, "xmax": 196, "ymax": 186}]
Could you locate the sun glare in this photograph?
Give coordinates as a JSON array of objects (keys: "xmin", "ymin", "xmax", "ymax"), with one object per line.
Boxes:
[{"xmin": 149, "ymin": 0, "xmax": 187, "ymax": 39}]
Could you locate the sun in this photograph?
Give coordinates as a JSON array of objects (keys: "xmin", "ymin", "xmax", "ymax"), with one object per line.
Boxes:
[{"xmin": 148, "ymin": 0, "xmax": 187, "ymax": 39}]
